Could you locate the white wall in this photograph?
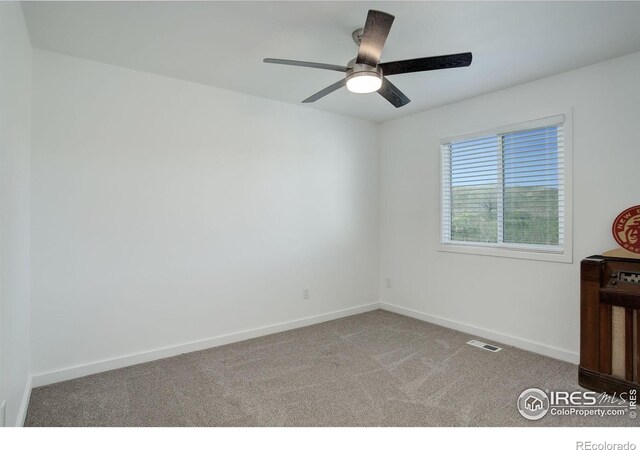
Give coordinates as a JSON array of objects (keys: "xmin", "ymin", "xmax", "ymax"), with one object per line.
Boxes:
[
  {"xmin": 0, "ymin": 2, "xmax": 32, "ymax": 426},
  {"xmin": 25, "ymin": 29, "xmax": 640, "ymax": 389},
  {"xmin": 30, "ymin": 50, "xmax": 379, "ymax": 380},
  {"xmin": 379, "ymin": 52, "xmax": 640, "ymax": 363}
]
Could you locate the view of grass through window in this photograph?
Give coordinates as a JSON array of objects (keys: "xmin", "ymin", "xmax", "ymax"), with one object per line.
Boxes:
[{"xmin": 447, "ymin": 126, "xmax": 561, "ymax": 247}]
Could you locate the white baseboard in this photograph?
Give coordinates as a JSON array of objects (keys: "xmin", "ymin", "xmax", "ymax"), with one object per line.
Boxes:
[
  {"xmin": 16, "ymin": 375, "xmax": 32, "ymax": 427},
  {"xmin": 380, "ymin": 301, "xmax": 579, "ymax": 364},
  {"xmin": 31, "ymin": 302, "xmax": 380, "ymax": 388},
  {"xmin": 30, "ymin": 300, "xmax": 578, "ymax": 391}
]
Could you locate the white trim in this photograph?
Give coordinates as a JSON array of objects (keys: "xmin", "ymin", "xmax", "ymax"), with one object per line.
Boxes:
[
  {"xmin": 439, "ymin": 114, "xmax": 566, "ymax": 145},
  {"xmin": 438, "ymin": 241, "xmax": 571, "ymax": 263},
  {"xmin": 31, "ymin": 302, "xmax": 380, "ymax": 387},
  {"xmin": 16, "ymin": 375, "xmax": 32, "ymax": 427},
  {"xmin": 379, "ymin": 301, "xmax": 578, "ymax": 364},
  {"xmin": 29, "ymin": 301, "xmax": 580, "ymax": 397}
]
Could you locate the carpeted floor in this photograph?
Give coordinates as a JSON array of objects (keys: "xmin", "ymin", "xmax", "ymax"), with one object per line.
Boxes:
[{"xmin": 25, "ymin": 310, "xmax": 636, "ymax": 426}]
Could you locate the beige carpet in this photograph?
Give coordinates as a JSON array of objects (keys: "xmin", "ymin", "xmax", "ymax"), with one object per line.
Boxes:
[{"xmin": 25, "ymin": 310, "xmax": 635, "ymax": 426}]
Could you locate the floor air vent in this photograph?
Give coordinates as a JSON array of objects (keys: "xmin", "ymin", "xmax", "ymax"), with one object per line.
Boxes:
[{"xmin": 467, "ymin": 340, "xmax": 502, "ymax": 352}]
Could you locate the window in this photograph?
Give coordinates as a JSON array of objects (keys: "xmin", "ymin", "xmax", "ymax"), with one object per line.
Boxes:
[{"xmin": 440, "ymin": 114, "xmax": 571, "ymax": 262}]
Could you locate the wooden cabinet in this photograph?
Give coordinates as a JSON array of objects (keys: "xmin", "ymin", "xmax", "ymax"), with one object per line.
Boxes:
[{"xmin": 579, "ymin": 255, "xmax": 640, "ymax": 394}]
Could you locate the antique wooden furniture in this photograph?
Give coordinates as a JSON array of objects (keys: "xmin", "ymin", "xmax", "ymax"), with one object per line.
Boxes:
[{"xmin": 580, "ymin": 255, "xmax": 640, "ymax": 394}]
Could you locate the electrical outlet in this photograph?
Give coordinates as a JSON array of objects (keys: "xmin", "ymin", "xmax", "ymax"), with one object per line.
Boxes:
[
  {"xmin": 385, "ymin": 277, "xmax": 392, "ymax": 288},
  {"xmin": 0, "ymin": 400, "xmax": 6, "ymax": 427},
  {"xmin": 303, "ymin": 287, "xmax": 310, "ymax": 300}
]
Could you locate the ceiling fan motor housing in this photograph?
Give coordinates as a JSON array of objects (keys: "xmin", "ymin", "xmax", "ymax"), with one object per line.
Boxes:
[{"xmin": 346, "ymin": 61, "xmax": 383, "ymax": 79}]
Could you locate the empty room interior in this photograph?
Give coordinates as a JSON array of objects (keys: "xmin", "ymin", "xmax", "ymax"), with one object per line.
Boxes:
[{"xmin": 3, "ymin": 0, "xmax": 640, "ymax": 435}]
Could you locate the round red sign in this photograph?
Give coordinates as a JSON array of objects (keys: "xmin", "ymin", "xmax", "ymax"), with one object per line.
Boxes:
[{"xmin": 612, "ymin": 205, "xmax": 640, "ymax": 254}]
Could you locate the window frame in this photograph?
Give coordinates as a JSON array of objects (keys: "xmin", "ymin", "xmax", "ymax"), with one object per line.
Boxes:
[{"xmin": 438, "ymin": 110, "xmax": 573, "ymax": 263}]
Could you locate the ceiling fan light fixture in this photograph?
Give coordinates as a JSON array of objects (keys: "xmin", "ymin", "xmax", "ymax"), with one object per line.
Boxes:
[
  {"xmin": 263, "ymin": 9, "xmax": 472, "ymax": 107},
  {"xmin": 346, "ymin": 72, "xmax": 383, "ymax": 93}
]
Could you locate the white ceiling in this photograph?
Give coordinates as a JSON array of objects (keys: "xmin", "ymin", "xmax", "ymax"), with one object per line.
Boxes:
[{"xmin": 22, "ymin": 1, "xmax": 640, "ymax": 123}]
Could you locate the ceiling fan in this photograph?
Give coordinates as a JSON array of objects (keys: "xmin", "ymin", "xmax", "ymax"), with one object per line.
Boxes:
[{"xmin": 263, "ymin": 9, "xmax": 473, "ymax": 108}]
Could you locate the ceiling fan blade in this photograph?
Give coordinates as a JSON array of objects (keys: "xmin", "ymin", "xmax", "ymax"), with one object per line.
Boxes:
[
  {"xmin": 378, "ymin": 77, "xmax": 410, "ymax": 108},
  {"xmin": 379, "ymin": 52, "xmax": 473, "ymax": 76},
  {"xmin": 356, "ymin": 10, "xmax": 395, "ymax": 67},
  {"xmin": 302, "ymin": 79, "xmax": 347, "ymax": 103},
  {"xmin": 263, "ymin": 58, "xmax": 348, "ymax": 72}
]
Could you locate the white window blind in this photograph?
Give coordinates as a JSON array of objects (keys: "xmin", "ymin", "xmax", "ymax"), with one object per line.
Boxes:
[{"xmin": 441, "ymin": 115, "xmax": 565, "ymax": 253}]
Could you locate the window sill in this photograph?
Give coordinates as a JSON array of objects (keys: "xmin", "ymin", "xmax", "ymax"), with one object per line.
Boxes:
[{"xmin": 438, "ymin": 242, "xmax": 573, "ymax": 263}]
